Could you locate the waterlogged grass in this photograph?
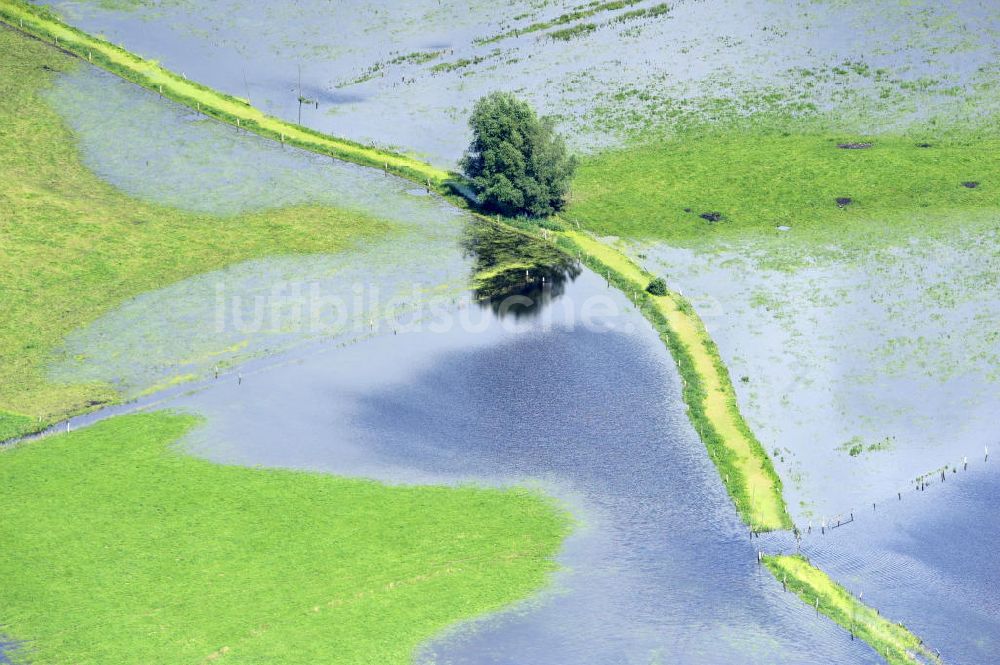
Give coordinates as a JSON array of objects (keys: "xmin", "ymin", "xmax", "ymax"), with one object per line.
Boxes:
[
  {"xmin": 763, "ymin": 555, "xmax": 942, "ymax": 665},
  {"xmin": 476, "ymin": 0, "xmax": 644, "ymax": 44},
  {"xmin": 0, "ymin": 0, "xmax": 450, "ymax": 185},
  {"xmin": 0, "ymin": 413, "xmax": 568, "ymax": 664},
  {"xmin": 568, "ymin": 126, "xmax": 1000, "ymax": 245},
  {"xmin": 557, "ymin": 229, "xmax": 791, "ymax": 531},
  {"xmin": 0, "ymin": 27, "xmax": 391, "ymax": 436}
]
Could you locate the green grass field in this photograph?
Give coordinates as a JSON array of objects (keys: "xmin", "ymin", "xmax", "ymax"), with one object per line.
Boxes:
[
  {"xmin": 0, "ymin": 27, "xmax": 393, "ymax": 437},
  {"xmin": 0, "ymin": 413, "xmax": 568, "ymax": 664},
  {"xmin": 568, "ymin": 127, "xmax": 1000, "ymax": 245}
]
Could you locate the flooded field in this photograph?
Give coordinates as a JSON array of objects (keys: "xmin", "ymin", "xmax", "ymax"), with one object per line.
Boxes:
[
  {"xmin": 631, "ymin": 225, "xmax": 1000, "ymax": 524},
  {"xmin": 796, "ymin": 461, "xmax": 1000, "ymax": 664},
  {"xmin": 40, "ymin": 0, "xmax": 1000, "ymax": 164},
  {"xmin": 4, "ymin": 1, "xmax": 1000, "ymax": 662},
  {"xmin": 43, "ymin": 65, "xmax": 474, "ymax": 397}
]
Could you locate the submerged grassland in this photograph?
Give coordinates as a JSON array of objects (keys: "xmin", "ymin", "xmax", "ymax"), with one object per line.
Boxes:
[
  {"xmin": 0, "ymin": 27, "xmax": 392, "ymax": 437},
  {"xmin": 0, "ymin": 0, "xmax": 448, "ymax": 185},
  {"xmin": 763, "ymin": 555, "xmax": 942, "ymax": 665},
  {"xmin": 0, "ymin": 413, "xmax": 568, "ymax": 664},
  {"xmin": 555, "ymin": 229, "xmax": 791, "ymax": 532}
]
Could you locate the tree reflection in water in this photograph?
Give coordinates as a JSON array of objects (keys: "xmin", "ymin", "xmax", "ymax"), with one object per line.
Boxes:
[{"xmin": 463, "ymin": 220, "xmax": 581, "ymax": 320}]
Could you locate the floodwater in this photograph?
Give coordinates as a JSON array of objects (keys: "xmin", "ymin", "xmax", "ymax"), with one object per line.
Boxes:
[
  {"xmin": 633, "ymin": 230, "xmax": 1000, "ymax": 526},
  {"xmin": 153, "ymin": 270, "xmax": 879, "ymax": 665},
  {"xmin": 10, "ymin": 8, "xmax": 999, "ymax": 662},
  {"xmin": 794, "ymin": 461, "xmax": 1000, "ymax": 664},
  {"xmin": 43, "ymin": 65, "xmax": 475, "ymax": 397},
  {"xmin": 40, "ymin": 0, "xmax": 1000, "ymax": 165}
]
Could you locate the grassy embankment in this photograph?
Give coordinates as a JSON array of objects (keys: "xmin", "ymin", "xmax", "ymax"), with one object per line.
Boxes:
[
  {"xmin": 554, "ymin": 228, "xmax": 791, "ymax": 531},
  {"xmin": 0, "ymin": 413, "xmax": 568, "ymax": 664},
  {"xmin": 569, "ymin": 128, "xmax": 1000, "ymax": 247},
  {"xmin": 0, "ymin": 0, "xmax": 449, "ymax": 186},
  {"xmin": 763, "ymin": 555, "xmax": 942, "ymax": 665},
  {"xmin": 0, "ymin": 27, "xmax": 395, "ymax": 439}
]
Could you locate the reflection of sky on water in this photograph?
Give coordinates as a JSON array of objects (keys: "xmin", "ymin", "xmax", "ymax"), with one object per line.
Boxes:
[
  {"xmin": 167, "ymin": 271, "xmax": 880, "ymax": 665},
  {"xmin": 772, "ymin": 459, "xmax": 1000, "ymax": 664},
  {"xmin": 41, "ymin": 0, "xmax": 1000, "ymax": 165}
]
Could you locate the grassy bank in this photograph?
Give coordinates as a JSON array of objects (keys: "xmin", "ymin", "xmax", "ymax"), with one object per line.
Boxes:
[
  {"xmin": 568, "ymin": 127, "xmax": 1000, "ymax": 245},
  {"xmin": 0, "ymin": 413, "xmax": 568, "ymax": 664},
  {"xmin": 763, "ymin": 555, "xmax": 942, "ymax": 665},
  {"xmin": 555, "ymin": 228, "xmax": 791, "ymax": 531},
  {"xmin": 0, "ymin": 26, "xmax": 393, "ymax": 437},
  {"xmin": 0, "ymin": 0, "xmax": 449, "ymax": 186}
]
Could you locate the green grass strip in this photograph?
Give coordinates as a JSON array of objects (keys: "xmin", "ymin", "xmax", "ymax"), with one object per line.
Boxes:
[
  {"xmin": 554, "ymin": 228, "xmax": 791, "ymax": 531},
  {"xmin": 0, "ymin": 412, "xmax": 569, "ymax": 664},
  {"xmin": 763, "ymin": 555, "xmax": 942, "ymax": 665},
  {"xmin": 0, "ymin": 0, "xmax": 450, "ymax": 187}
]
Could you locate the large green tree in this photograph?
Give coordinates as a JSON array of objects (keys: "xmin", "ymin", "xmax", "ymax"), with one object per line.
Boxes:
[{"xmin": 461, "ymin": 92, "xmax": 577, "ymax": 217}]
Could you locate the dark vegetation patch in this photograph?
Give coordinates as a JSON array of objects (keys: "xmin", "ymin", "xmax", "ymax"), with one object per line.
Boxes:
[
  {"xmin": 837, "ymin": 142, "xmax": 873, "ymax": 149},
  {"xmin": 461, "ymin": 92, "xmax": 576, "ymax": 217},
  {"xmin": 835, "ymin": 197, "xmax": 853, "ymax": 207},
  {"xmin": 962, "ymin": 181, "xmax": 980, "ymax": 188},
  {"xmin": 646, "ymin": 277, "xmax": 668, "ymax": 296},
  {"xmin": 614, "ymin": 3, "xmax": 671, "ymax": 23},
  {"xmin": 839, "ymin": 436, "xmax": 894, "ymax": 457},
  {"xmin": 700, "ymin": 211, "xmax": 723, "ymax": 222}
]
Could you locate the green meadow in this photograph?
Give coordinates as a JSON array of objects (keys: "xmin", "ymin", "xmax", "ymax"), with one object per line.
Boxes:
[
  {"xmin": 568, "ymin": 126, "xmax": 1000, "ymax": 246},
  {"xmin": 0, "ymin": 27, "xmax": 392, "ymax": 438},
  {"xmin": 0, "ymin": 413, "xmax": 568, "ymax": 664}
]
